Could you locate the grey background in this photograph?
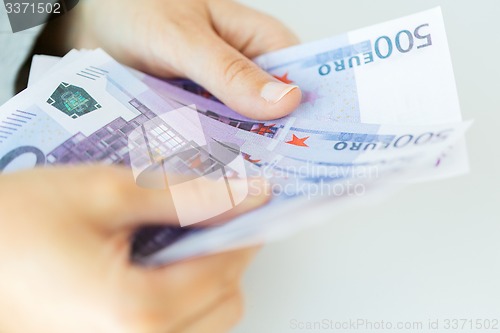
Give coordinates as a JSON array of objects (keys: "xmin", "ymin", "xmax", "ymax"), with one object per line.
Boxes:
[
  {"xmin": 0, "ymin": 1, "xmax": 499, "ymax": 332},
  {"xmin": 234, "ymin": 1, "xmax": 500, "ymax": 332},
  {"xmin": 0, "ymin": 6, "xmax": 41, "ymax": 104}
]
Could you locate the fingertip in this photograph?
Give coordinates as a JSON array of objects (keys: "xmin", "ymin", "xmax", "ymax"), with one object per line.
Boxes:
[
  {"xmin": 245, "ymin": 82, "xmax": 301, "ymax": 121},
  {"xmin": 224, "ymin": 83, "xmax": 302, "ymax": 121},
  {"xmin": 261, "ymin": 83, "xmax": 302, "ymax": 120}
]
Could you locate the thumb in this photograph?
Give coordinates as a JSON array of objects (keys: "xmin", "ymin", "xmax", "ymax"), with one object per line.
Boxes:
[
  {"xmin": 174, "ymin": 35, "xmax": 302, "ymax": 120},
  {"xmin": 83, "ymin": 166, "xmax": 270, "ymax": 232}
]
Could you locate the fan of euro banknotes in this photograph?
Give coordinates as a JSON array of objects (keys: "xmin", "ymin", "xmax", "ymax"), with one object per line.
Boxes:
[{"xmin": 0, "ymin": 8, "xmax": 471, "ymax": 265}]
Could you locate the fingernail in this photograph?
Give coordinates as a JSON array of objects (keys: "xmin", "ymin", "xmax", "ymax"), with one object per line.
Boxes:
[{"xmin": 261, "ymin": 82, "xmax": 298, "ymax": 104}]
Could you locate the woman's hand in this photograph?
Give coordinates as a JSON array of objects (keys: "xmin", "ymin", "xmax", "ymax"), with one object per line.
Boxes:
[
  {"xmin": 0, "ymin": 166, "xmax": 269, "ymax": 333},
  {"xmin": 60, "ymin": 0, "xmax": 302, "ymax": 120}
]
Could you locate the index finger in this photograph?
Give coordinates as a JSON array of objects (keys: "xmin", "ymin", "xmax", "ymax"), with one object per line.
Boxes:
[{"xmin": 207, "ymin": 0, "xmax": 300, "ymax": 58}]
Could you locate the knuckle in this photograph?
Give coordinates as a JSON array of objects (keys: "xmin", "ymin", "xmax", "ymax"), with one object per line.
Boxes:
[{"xmin": 222, "ymin": 57, "xmax": 257, "ymax": 86}]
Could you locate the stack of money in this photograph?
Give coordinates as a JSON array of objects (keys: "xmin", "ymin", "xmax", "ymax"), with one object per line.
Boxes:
[{"xmin": 0, "ymin": 8, "xmax": 470, "ymax": 265}]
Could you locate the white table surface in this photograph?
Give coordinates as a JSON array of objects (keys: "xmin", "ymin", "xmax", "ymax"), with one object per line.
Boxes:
[{"xmin": 234, "ymin": 1, "xmax": 500, "ymax": 332}]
